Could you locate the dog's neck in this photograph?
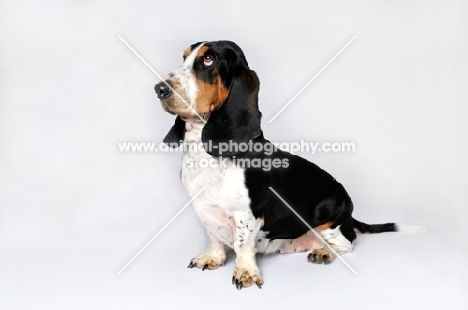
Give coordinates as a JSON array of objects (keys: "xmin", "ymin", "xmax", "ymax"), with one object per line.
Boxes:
[
  {"xmin": 184, "ymin": 120, "xmax": 205, "ymax": 142},
  {"xmin": 183, "ymin": 119, "xmax": 263, "ymax": 143}
]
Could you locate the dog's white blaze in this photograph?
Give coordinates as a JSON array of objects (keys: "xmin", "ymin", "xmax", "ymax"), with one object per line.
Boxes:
[{"xmin": 169, "ymin": 43, "xmax": 205, "ymax": 109}]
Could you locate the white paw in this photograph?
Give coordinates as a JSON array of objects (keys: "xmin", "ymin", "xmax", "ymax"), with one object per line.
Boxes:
[
  {"xmin": 307, "ymin": 247, "xmax": 335, "ymax": 264},
  {"xmin": 187, "ymin": 252, "xmax": 226, "ymax": 270},
  {"xmin": 232, "ymin": 266, "xmax": 264, "ymax": 290}
]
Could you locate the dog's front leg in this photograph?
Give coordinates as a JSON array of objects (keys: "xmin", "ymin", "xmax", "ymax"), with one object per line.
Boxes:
[
  {"xmin": 232, "ymin": 210, "xmax": 264, "ymax": 290},
  {"xmin": 188, "ymin": 239, "xmax": 226, "ymax": 270}
]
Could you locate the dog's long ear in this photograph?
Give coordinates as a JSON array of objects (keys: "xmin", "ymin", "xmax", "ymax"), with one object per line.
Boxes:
[
  {"xmin": 202, "ymin": 43, "xmax": 261, "ymax": 156},
  {"xmin": 163, "ymin": 116, "xmax": 186, "ymax": 147}
]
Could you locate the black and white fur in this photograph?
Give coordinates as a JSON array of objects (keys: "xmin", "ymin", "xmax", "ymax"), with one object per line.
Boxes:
[{"xmin": 155, "ymin": 41, "xmax": 425, "ymax": 290}]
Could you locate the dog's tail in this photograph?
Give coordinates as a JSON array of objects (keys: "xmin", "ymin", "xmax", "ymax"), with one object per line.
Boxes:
[{"xmin": 352, "ymin": 218, "xmax": 426, "ymax": 234}]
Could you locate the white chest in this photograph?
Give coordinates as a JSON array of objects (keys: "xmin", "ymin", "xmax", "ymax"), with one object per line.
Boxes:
[
  {"xmin": 180, "ymin": 122, "xmax": 250, "ymax": 211},
  {"xmin": 179, "ymin": 122, "xmax": 253, "ymax": 247}
]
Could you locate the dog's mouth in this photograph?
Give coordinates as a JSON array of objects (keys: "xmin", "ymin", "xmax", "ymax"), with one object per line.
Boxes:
[
  {"xmin": 161, "ymin": 99, "xmax": 176, "ymax": 115},
  {"xmin": 180, "ymin": 113, "xmax": 209, "ymax": 122},
  {"xmin": 161, "ymin": 99, "xmax": 209, "ymax": 122}
]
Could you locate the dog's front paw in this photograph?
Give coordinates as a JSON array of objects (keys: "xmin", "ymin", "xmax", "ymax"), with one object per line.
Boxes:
[
  {"xmin": 307, "ymin": 247, "xmax": 335, "ymax": 264},
  {"xmin": 187, "ymin": 252, "xmax": 226, "ymax": 271},
  {"xmin": 232, "ymin": 266, "xmax": 263, "ymax": 290}
]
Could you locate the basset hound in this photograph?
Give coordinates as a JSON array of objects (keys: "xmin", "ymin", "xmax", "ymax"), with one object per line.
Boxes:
[{"xmin": 154, "ymin": 40, "xmax": 424, "ymax": 290}]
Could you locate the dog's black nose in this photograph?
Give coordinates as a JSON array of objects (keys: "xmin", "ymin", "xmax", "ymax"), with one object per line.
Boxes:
[{"xmin": 154, "ymin": 82, "xmax": 171, "ymax": 99}]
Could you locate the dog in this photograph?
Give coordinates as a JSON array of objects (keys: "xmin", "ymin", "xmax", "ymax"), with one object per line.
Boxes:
[{"xmin": 154, "ymin": 40, "xmax": 424, "ymax": 290}]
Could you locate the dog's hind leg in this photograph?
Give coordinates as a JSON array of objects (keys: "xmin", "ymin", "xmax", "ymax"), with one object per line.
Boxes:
[{"xmin": 307, "ymin": 216, "xmax": 355, "ymax": 264}]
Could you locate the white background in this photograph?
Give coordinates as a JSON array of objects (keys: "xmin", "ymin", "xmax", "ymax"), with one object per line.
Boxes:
[{"xmin": 1, "ymin": 0, "xmax": 467, "ymax": 309}]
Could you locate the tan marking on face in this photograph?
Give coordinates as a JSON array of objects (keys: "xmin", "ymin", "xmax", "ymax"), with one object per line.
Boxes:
[
  {"xmin": 196, "ymin": 45, "xmax": 209, "ymax": 58},
  {"xmin": 315, "ymin": 221, "xmax": 333, "ymax": 231},
  {"xmin": 216, "ymin": 75, "xmax": 229, "ymax": 108},
  {"xmin": 183, "ymin": 47, "xmax": 191, "ymax": 58},
  {"xmin": 195, "ymin": 74, "xmax": 229, "ymax": 115}
]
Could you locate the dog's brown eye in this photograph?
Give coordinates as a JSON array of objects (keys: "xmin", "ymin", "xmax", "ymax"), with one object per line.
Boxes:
[{"xmin": 203, "ymin": 55, "xmax": 213, "ymax": 66}]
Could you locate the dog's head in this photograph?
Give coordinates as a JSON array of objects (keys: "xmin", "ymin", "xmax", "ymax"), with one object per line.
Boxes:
[{"xmin": 155, "ymin": 41, "xmax": 261, "ymax": 156}]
